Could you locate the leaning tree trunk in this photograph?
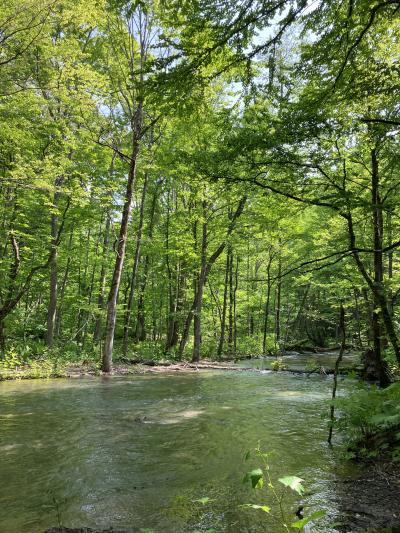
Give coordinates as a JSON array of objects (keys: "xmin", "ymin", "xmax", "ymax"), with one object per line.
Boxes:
[{"xmin": 102, "ymin": 137, "xmax": 141, "ymax": 373}]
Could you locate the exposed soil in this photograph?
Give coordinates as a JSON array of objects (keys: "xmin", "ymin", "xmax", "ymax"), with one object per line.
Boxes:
[{"xmin": 335, "ymin": 460, "xmax": 400, "ymax": 532}]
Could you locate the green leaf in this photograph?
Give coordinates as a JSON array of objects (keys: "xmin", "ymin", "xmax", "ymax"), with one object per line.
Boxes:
[
  {"xmin": 239, "ymin": 503, "xmax": 271, "ymax": 513},
  {"xmin": 243, "ymin": 468, "xmax": 264, "ymax": 489},
  {"xmin": 278, "ymin": 476, "xmax": 305, "ymax": 495},
  {"xmin": 291, "ymin": 510, "xmax": 326, "ymax": 528},
  {"xmin": 243, "ymin": 449, "xmax": 251, "ymax": 461}
]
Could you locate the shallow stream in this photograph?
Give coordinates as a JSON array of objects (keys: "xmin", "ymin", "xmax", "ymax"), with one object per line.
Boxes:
[{"xmin": 0, "ymin": 359, "xmax": 358, "ymax": 532}]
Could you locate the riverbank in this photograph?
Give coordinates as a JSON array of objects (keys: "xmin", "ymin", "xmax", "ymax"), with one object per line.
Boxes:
[
  {"xmin": 0, "ymin": 353, "xmax": 361, "ymax": 382},
  {"xmin": 0, "ymin": 359, "xmax": 250, "ymax": 381},
  {"xmin": 336, "ymin": 460, "xmax": 400, "ymax": 532}
]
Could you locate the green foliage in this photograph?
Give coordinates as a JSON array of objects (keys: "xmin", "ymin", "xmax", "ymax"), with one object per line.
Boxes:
[
  {"xmin": 278, "ymin": 476, "xmax": 305, "ymax": 496},
  {"xmin": 243, "ymin": 468, "xmax": 264, "ymax": 489},
  {"xmin": 334, "ymin": 383, "xmax": 400, "ymax": 460},
  {"xmin": 0, "ymin": 0, "xmax": 399, "ymax": 381},
  {"xmin": 271, "ymin": 358, "xmax": 288, "ymax": 372},
  {"xmin": 241, "ymin": 446, "xmax": 325, "ymax": 532}
]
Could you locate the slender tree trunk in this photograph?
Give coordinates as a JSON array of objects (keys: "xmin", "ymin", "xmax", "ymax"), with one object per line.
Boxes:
[
  {"xmin": 122, "ymin": 172, "xmax": 148, "ymax": 356},
  {"xmin": 228, "ymin": 247, "xmax": 234, "ymax": 353},
  {"xmin": 93, "ymin": 202, "xmax": 112, "ymax": 343},
  {"xmin": 0, "ymin": 318, "xmax": 5, "ymax": 353},
  {"xmin": 192, "ymin": 203, "xmax": 207, "ymax": 363},
  {"xmin": 165, "ymin": 189, "xmax": 181, "ymax": 352},
  {"xmin": 102, "ymin": 135, "xmax": 141, "ymax": 373},
  {"xmin": 371, "ymin": 148, "xmax": 385, "ymax": 382},
  {"xmin": 178, "ymin": 217, "xmax": 198, "ymax": 358},
  {"xmin": 179, "ymin": 196, "xmax": 247, "ymax": 359},
  {"xmin": 346, "ymin": 149, "xmax": 399, "ymax": 379},
  {"xmin": 217, "ymin": 249, "xmax": 230, "ymax": 357},
  {"xmin": 135, "ymin": 182, "xmax": 159, "ymax": 342},
  {"xmin": 233, "ymin": 255, "xmax": 239, "ymax": 355},
  {"xmin": 262, "ymin": 253, "xmax": 273, "ymax": 354},
  {"xmin": 274, "ymin": 257, "xmax": 282, "ymax": 350},
  {"xmin": 45, "ymin": 184, "xmax": 62, "ymax": 347},
  {"xmin": 353, "ymin": 287, "xmax": 363, "ymax": 349},
  {"xmin": 387, "ymin": 211, "xmax": 394, "ymax": 315},
  {"xmin": 55, "ymin": 224, "xmax": 74, "ymax": 337}
]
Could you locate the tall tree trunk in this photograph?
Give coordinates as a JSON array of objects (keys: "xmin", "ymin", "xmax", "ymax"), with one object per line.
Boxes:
[
  {"xmin": 135, "ymin": 182, "xmax": 159, "ymax": 342},
  {"xmin": 345, "ymin": 148, "xmax": 398, "ymax": 381},
  {"xmin": 228, "ymin": 247, "xmax": 234, "ymax": 353},
  {"xmin": 165, "ymin": 189, "xmax": 181, "ymax": 352},
  {"xmin": 387, "ymin": 211, "xmax": 394, "ymax": 315},
  {"xmin": 274, "ymin": 257, "xmax": 282, "ymax": 350},
  {"xmin": 217, "ymin": 249, "xmax": 231, "ymax": 357},
  {"xmin": 353, "ymin": 287, "xmax": 363, "ymax": 349},
  {"xmin": 262, "ymin": 253, "xmax": 273, "ymax": 354},
  {"xmin": 55, "ymin": 224, "xmax": 74, "ymax": 338},
  {"xmin": 233, "ymin": 255, "xmax": 239, "ymax": 355},
  {"xmin": 122, "ymin": 172, "xmax": 148, "ymax": 356},
  {"xmin": 102, "ymin": 134, "xmax": 141, "ymax": 373},
  {"xmin": 371, "ymin": 148, "xmax": 389, "ymax": 385},
  {"xmin": 179, "ymin": 196, "xmax": 247, "ymax": 359},
  {"xmin": 192, "ymin": 202, "xmax": 207, "ymax": 363},
  {"xmin": 93, "ymin": 202, "xmax": 112, "ymax": 343},
  {"xmin": 178, "ymin": 216, "xmax": 199, "ymax": 358},
  {"xmin": 45, "ymin": 182, "xmax": 62, "ymax": 347}
]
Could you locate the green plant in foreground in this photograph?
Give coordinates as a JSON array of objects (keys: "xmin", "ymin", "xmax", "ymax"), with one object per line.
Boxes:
[{"xmin": 241, "ymin": 446, "xmax": 325, "ymax": 532}]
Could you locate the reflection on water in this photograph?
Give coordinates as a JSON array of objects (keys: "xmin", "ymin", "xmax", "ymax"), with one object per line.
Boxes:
[{"xmin": 0, "ymin": 368, "xmax": 355, "ymax": 532}]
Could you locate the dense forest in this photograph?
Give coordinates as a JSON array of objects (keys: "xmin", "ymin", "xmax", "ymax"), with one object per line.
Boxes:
[
  {"xmin": 1, "ymin": 1, "xmax": 400, "ymax": 532},
  {"xmin": 1, "ymin": 0, "xmax": 399, "ymax": 380}
]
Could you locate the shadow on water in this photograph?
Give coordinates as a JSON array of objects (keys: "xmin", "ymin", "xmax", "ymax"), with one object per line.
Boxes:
[{"xmin": 0, "ymin": 368, "xmax": 357, "ymax": 532}]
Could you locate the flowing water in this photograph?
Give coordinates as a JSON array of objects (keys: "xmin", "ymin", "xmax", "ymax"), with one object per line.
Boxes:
[{"xmin": 0, "ymin": 362, "xmax": 358, "ymax": 533}]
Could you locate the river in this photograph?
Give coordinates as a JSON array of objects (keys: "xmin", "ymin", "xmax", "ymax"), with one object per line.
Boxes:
[{"xmin": 0, "ymin": 360, "xmax": 358, "ymax": 532}]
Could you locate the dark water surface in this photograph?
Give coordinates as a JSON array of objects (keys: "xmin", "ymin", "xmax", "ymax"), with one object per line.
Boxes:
[{"xmin": 0, "ymin": 368, "xmax": 356, "ymax": 532}]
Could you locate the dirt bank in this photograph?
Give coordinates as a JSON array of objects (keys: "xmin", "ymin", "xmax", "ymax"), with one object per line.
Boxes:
[{"xmin": 335, "ymin": 460, "xmax": 400, "ymax": 532}]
